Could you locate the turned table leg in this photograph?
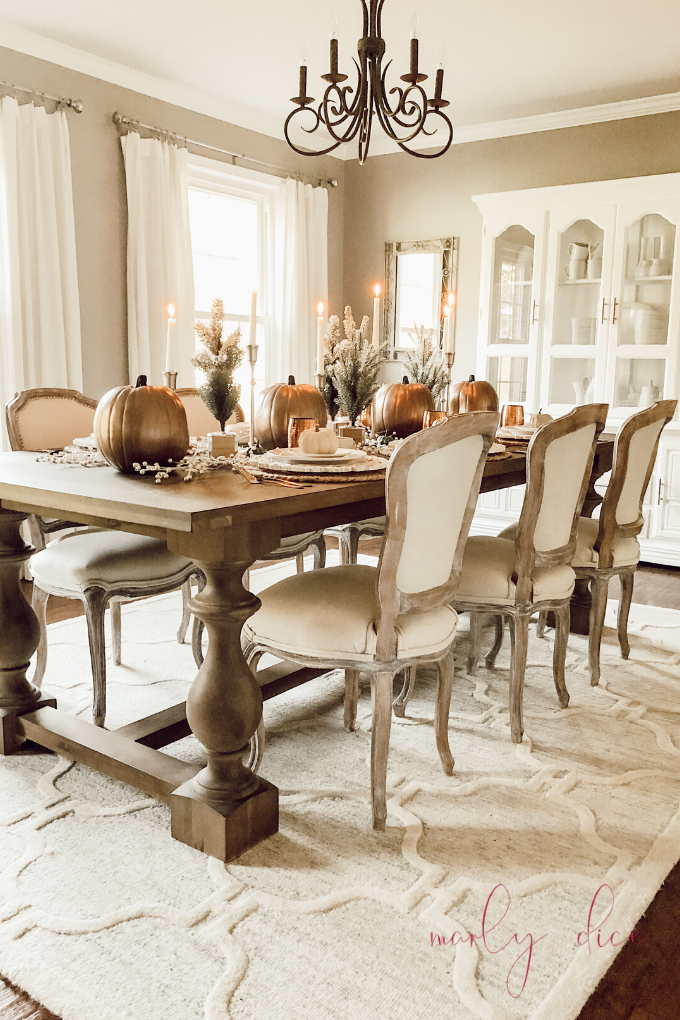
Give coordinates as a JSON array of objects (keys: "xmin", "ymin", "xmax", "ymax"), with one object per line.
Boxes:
[
  {"xmin": 0, "ymin": 511, "xmax": 55, "ymax": 754},
  {"xmin": 167, "ymin": 523, "xmax": 280, "ymax": 862}
]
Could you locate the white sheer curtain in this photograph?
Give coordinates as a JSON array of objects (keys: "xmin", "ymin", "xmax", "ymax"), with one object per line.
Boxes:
[
  {"xmin": 270, "ymin": 178, "xmax": 328, "ymax": 385},
  {"xmin": 0, "ymin": 97, "xmax": 82, "ymax": 450},
  {"xmin": 121, "ymin": 132, "xmax": 195, "ymax": 387}
]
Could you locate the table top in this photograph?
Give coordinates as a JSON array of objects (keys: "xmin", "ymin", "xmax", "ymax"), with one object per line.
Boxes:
[{"xmin": 0, "ymin": 438, "xmax": 614, "ymax": 535}]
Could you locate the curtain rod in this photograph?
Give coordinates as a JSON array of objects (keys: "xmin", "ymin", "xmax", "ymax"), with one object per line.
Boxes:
[
  {"xmin": 112, "ymin": 112, "xmax": 338, "ymax": 188},
  {"xmin": 0, "ymin": 80, "xmax": 83, "ymax": 113}
]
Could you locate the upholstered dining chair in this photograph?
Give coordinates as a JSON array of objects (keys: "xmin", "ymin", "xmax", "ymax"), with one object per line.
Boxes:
[
  {"xmin": 527, "ymin": 400, "xmax": 676, "ymax": 686},
  {"xmin": 451, "ymin": 404, "xmax": 608, "ymax": 744},
  {"xmin": 6, "ymin": 387, "xmax": 202, "ymax": 727},
  {"xmin": 241, "ymin": 411, "xmax": 499, "ymax": 830}
]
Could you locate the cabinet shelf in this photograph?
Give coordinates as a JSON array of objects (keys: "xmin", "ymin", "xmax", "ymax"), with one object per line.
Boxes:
[
  {"xmin": 624, "ymin": 276, "xmax": 672, "ymax": 283},
  {"xmin": 558, "ymin": 278, "xmax": 601, "ymax": 286}
]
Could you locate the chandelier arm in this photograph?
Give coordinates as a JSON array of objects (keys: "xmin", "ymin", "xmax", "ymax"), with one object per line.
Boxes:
[
  {"xmin": 320, "ymin": 96, "xmax": 368, "ymax": 146},
  {"xmin": 360, "ymin": 0, "xmax": 369, "ymax": 37},
  {"xmin": 396, "ymin": 110, "xmax": 454, "ymax": 157},
  {"xmin": 383, "ymin": 85, "xmax": 430, "ymax": 135},
  {"xmin": 343, "ymin": 58, "xmax": 367, "ymax": 119},
  {"xmin": 284, "ymin": 110, "xmax": 344, "ymax": 156},
  {"xmin": 376, "ymin": 0, "xmax": 386, "ymax": 36}
]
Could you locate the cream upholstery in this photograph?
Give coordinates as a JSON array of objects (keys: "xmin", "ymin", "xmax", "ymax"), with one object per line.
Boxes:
[
  {"xmin": 615, "ymin": 419, "xmax": 665, "ymax": 526},
  {"xmin": 500, "ymin": 520, "xmax": 640, "ymax": 570},
  {"xmin": 176, "ymin": 390, "xmax": 244, "ymax": 437},
  {"xmin": 533, "ymin": 424, "xmax": 597, "ymax": 551},
  {"xmin": 456, "ymin": 536, "xmax": 575, "ymax": 606},
  {"xmin": 31, "ymin": 532, "xmax": 192, "ymax": 592},
  {"xmin": 243, "ymin": 564, "xmax": 458, "ymax": 662},
  {"xmin": 397, "ymin": 434, "xmax": 484, "ymax": 594},
  {"xmin": 278, "ymin": 532, "xmax": 319, "ymax": 551},
  {"xmin": 11, "ymin": 395, "xmax": 95, "ymax": 451}
]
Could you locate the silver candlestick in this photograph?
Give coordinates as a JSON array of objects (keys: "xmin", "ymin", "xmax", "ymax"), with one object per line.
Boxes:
[
  {"xmin": 163, "ymin": 371, "xmax": 178, "ymax": 390},
  {"xmin": 315, "ymin": 372, "xmax": 325, "ymax": 393},
  {"xmin": 444, "ymin": 351, "xmax": 455, "ymax": 412},
  {"xmin": 247, "ymin": 344, "xmax": 258, "ymax": 451}
]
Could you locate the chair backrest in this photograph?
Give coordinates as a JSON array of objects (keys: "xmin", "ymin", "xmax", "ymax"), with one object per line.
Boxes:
[
  {"xmin": 374, "ymin": 411, "xmax": 499, "ymax": 660},
  {"xmin": 6, "ymin": 388, "xmax": 98, "ymax": 451},
  {"xmin": 175, "ymin": 389, "xmax": 245, "ymax": 437},
  {"xmin": 514, "ymin": 404, "xmax": 608, "ymax": 602},
  {"xmin": 596, "ymin": 399, "xmax": 676, "ymax": 566}
]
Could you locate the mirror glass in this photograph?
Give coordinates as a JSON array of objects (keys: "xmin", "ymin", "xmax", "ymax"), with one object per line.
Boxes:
[{"xmin": 384, "ymin": 237, "xmax": 458, "ymax": 351}]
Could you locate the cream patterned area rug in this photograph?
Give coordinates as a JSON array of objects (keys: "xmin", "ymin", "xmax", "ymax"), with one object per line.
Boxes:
[{"xmin": 1, "ymin": 556, "xmax": 680, "ymax": 1020}]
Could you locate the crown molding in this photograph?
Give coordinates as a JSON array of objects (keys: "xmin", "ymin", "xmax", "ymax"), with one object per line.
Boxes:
[{"xmin": 3, "ymin": 18, "xmax": 680, "ymax": 162}]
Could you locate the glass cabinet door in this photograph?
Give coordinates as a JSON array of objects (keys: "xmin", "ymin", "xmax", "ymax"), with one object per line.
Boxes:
[
  {"xmin": 608, "ymin": 201, "xmax": 680, "ymax": 418},
  {"xmin": 479, "ymin": 212, "xmax": 545, "ymax": 410},
  {"xmin": 540, "ymin": 207, "xmax": 616, "ymax": 415}
]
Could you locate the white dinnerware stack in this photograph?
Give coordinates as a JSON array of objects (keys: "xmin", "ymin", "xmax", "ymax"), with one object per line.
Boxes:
[
  {"xmin": 571, "ymin": 317, "xmax": 597, "ymax": 344},
  {"xmin": 634, "ymin": 307, "xmax": 667, "ymax": 344},
  {"xmin": 564, "ymin": 241, "xmax": 589, "ymax": 280}
]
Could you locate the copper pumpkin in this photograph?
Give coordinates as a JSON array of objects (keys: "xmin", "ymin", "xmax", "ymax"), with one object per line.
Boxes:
[
  {"xmin": 254, "ymin": 375, "xmax": 328, "ymax": 451},
  {"xmin": 449, "ymin": 375, "xmax": 499, "ymax": 414},
  {"xmin": 94, "ymin": 375, "xmax": 190, "ymax": 473},
  {"xmin": 373, "ymin": 376, "xmax": 435, "ymax": 439}
]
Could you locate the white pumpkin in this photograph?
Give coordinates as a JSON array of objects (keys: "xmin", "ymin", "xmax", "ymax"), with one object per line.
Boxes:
[
  {"xmin": 529, "ymin": 408, "xmax": 553, "ymax": 427},
  {"xmin": 298, "ymin": 427, "xmax": 339, "ymax": 455}
]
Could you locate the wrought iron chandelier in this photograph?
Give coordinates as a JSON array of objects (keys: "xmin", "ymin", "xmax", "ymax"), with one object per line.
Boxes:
[{"xmin": 285, "ymin": 1, "xmax": 453, "ymax": 165}]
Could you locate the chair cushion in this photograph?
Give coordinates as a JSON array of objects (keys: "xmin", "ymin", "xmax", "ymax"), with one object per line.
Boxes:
[
  {"xmin": 31, "ymin": 531, "xmax": 193, "ymax": 593},
  {"xmin": 500, "ymin": 519, "xmax": 641, "ymax": 570},
  {"xmin": 277, "ymin": 532, "xmax": 319, "ymax": 551},
  {"xmin": 455, "ymin": 536, "xmax": 575, "ymax": 607},
  {"xmin": 243, "ymin": 564, "xmax": 458, "ymax": 662}
]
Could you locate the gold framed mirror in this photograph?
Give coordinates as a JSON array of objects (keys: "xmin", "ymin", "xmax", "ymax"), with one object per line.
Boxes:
[{"xmin": 384, "ymin": 237, "xmax": 458, "ymax": 353}]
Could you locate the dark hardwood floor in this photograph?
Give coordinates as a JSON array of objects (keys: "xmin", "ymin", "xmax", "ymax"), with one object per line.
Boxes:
[{"xmin": 3, "ymin": 558, "xmax": 680, "ymax": 1019}]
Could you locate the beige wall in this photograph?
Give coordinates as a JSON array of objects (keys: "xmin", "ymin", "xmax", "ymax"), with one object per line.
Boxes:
[
  {"xmin": 0, "ymin": 45, "xmax": 345, "ymax": 398},
  {"xmin": 342, "ymin": 112, "xmax": 680, "ymax": 384}
]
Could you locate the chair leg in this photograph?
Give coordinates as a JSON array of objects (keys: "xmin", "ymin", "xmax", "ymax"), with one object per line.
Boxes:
[
  {"xmin": 192, "ymin": 617, "xmax": 205, "ymax": 668},
  {"xmin": 245, "ymin": 718, "xmax": 265, "ymax": 774},
  {"xmin": 111, "ymin": 602, "xmax": 122, "ymax": 666},
  {"xmin": 618, "ymin": 571, "xmax": 634, "ymax": 660},
  {"xmin": 371, "ymin": 671, "xmax": 393, "ymax": 831},
  {"xmin": 589, "ymin": 575, "xmax": 609, "ymax": 686},
  {"xmin": 31, "ymin": 585, "xmax": 50, "ymax": 689},
  {"xmin": 536, "ymin": 611, "xmax": 548, "ymax": 639},
  {"xmin": 467, "ymin": 612, "xmax": 481, "ymax": 675},
  {"xmin": 295, "ymin": 552, "xmax": 305, "ymax": 574},
  {"xmin": 508, "ymin": 614, "xmax": 529, "ymax": 743},
  {"xmin": 344, "ymin": 668, "xmax": 360, "ymax": 731},
  {"xmin": 177, "ymin": 578, "xmax": 192, "ymax": 644},
  {"xmin": 485, "ymin": 615, "xmax": 504, "ymax": 670},
  {"xmin": 83, "ymin": 587, "xmax": 108, "ymax": 727},
  {"xmin": 552, "ymin": 603, "xmax": 571, "ymax": 709},
  {"xmin": 311, "ymin": 535, "xmax": 326, "ymax": 570},
  {"xmin": 392, "ymin": 665, "xmax": 415, "ymax": 718},
  {"xmin": 435, "ymin": 650, "xmax": 455, "ymax": 776},
  {"xmin": 343, "ymin": 526, "xmax": 361, "ymax": 566}
]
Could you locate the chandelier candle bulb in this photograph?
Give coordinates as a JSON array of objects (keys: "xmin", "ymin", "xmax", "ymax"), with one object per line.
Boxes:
[
  {"xmin": 373, "ymin": 285, "xmax": 381, "ymax": 350},
  {"xmin": 316, "ymin": 302, "xmax": 325, "ymax": 375},
  {"xmin": 165, "ymin": 303, "xmax": 176, "ymax": 374}
]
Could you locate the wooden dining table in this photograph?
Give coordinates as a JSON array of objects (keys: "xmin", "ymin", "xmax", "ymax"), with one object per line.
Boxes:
[{"xmin": 0, "ymin": 437, "xmax": 613, "ymax": 863}]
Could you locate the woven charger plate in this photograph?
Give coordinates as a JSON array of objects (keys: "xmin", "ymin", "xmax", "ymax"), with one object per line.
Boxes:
[{"xmin": 245, "ymin": 453, "xmax": 386, "ymax": 483}]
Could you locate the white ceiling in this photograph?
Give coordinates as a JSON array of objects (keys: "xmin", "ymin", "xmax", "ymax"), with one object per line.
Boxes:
[{"xmin": 1, "ymin": 0, "xmax": 680, "ymax": 156}]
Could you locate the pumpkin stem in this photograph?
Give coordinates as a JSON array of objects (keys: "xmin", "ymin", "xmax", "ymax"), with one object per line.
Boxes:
[
  {"xmin": 402, "ymin": 375, "xmax": 409, "ymax": 384},
  {"xmin": 136, "ymin": 375, "xmax": 147, "ymax": 388},
  {"xmin": 468, "ymin": 375, "xmax": 475, "ymax": 382},
  {"xmin": 288, "ymin": 375, "xmax": 296, "ymax": 385}
]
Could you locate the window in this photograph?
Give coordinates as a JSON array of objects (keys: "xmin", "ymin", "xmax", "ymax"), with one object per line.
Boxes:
[{"xmin": 187, "ymin": 157, "xmax": 276, "ymax": 409}]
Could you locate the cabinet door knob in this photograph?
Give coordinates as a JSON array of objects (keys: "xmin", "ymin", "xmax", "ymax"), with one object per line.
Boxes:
[
  {"xmin": 601, "ymin": 298, "xmax": 608, "ymax": 325},
  {"xmin": 531, "ymin": 299, "xmax": 538, "ymax": 325},
  {"xmin": 612, "ymin": 298, "xmax": 619, "ymax": 325}
]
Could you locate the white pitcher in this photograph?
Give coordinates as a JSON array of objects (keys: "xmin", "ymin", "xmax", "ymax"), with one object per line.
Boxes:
[{"xmin": 572, "ymin": 376, "xmax": 592, "ymax": 406}]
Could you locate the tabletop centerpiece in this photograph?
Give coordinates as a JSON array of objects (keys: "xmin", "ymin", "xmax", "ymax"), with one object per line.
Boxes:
[
  {"xmin": 191, "ymin": 299, "xmax": 244, "ymax": 451},
  {"xmin": 403, "ymin": 325, "xmax": 449, "ymax": 408},
  {"xmin": 328, "ymin": 306, "xmax": 386, "ymax": 433}
]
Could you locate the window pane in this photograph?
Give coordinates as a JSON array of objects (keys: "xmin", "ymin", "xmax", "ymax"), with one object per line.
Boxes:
[{"xmin": 189, "ymin": 189, "xmax": 258, "ymax": 315}]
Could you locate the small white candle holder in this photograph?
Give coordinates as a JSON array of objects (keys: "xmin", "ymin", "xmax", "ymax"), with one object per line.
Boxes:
[
  {"xmin": 444, "ymin": 351, "xmax": 455, "ymax": 412},
  {"xmin": 163, "ymin": 371, "xmax": 178, "ymax": 390}
]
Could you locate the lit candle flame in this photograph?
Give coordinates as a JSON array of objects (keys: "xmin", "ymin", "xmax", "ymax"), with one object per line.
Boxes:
[
  {"xmin": 317, "ymin": 301, "xmax": 324, "ymax": 316},
  {"xmin": 167, "ymin": 303, "xmax": 176, "ymax": 319},
  {"xmin": 374, "ymin": 284, "xmax": 381, "ymax": 297},
  {"xmin": 447, "ymin": 292, "xmax": 455, "ymax": 308}
]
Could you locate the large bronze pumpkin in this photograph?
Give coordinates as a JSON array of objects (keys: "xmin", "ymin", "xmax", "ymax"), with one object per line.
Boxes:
[
  {"xmin": 94, "ymin": 375, "xmax": 190, "ymax": 473},
  {"xmin": 373, "ymin": 376, "xmax": 435, "ymax": 439},
  {"xmin": 254, "ymin": 375, "xmax": 328, "ymax": 450},
  {"xmin": 449, "ymin": 375, "xmax": 499, "ymax": 414}
]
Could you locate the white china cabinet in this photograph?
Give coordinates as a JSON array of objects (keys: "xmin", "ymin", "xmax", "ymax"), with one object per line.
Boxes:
[{"xmin": 471, "ymin": 173, "xmax": 680, "ymax": 565}]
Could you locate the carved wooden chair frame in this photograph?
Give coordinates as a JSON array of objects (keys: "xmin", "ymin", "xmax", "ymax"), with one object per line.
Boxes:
[
  {"xmin": 456, "ymin": 404, "xmax": 608, "ymax": 744},
  {"xmin": 242, "ymin": 411, "xmax": 499, "ymax": 830},
  {"xmin": 574, "ymin": 399, "xmax": 676, "ymax": 685}
]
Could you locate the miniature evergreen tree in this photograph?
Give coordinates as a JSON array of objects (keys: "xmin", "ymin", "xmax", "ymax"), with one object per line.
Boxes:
[
  {"xmin": 323, "ymin": 314, "xmax": 343, "ymax": 419},
  {"xmin": 404, "ymin": 324, "xmax": 449, "ymax": 403},
  {"xmin": 191, "ymin": 298, "xmax": 244, "ymax": 431},
  {"xmin": 331, "ymin": 306, "xmax": 387, "ymax": 425}
]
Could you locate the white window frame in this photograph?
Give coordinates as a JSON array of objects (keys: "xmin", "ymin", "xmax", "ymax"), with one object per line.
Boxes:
[{"xmin": 187, "ymin": 155, "xmax": 277, "ymax": 382}]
